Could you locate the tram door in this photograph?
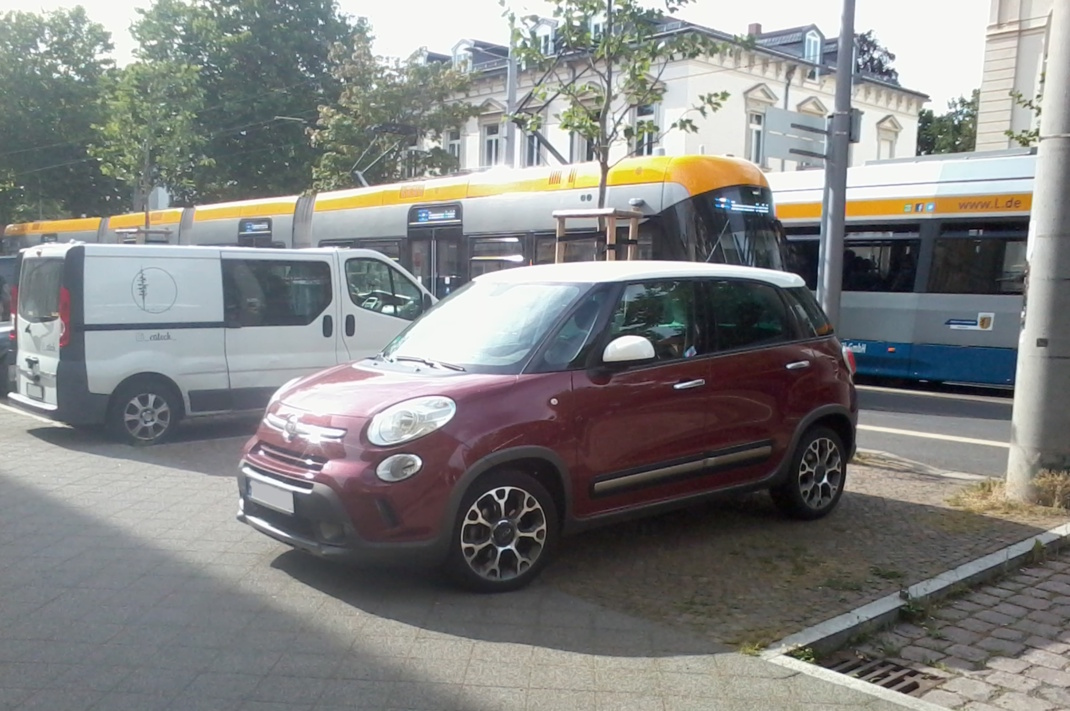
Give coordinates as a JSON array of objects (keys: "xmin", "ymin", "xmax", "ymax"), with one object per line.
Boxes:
[{"xmin": 407, "ymin": 204, "xmax": 464, "ymax": 300}]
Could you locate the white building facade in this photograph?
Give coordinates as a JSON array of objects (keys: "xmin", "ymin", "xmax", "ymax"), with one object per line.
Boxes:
[
  {"xmin": 438, "ymin": 20, "xmax": 927, "ymax": 174},
  {"xmin": 975, "ymin": 0, "xmax": 1052, "ymax": 151}
]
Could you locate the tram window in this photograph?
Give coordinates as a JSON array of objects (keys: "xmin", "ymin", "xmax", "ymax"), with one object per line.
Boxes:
[
  {"xmin": 470, "ymin": 237, "xmax": 526, "ymax": 276},
  {"xmin": 929, "ymin": 237, "xmax": 1026, "ymax": 295},
  {"xmin": 319, "ymin": 239, "xmax": 402, "ymax": 262},
  {"xmin": 535, "ymin": 235, "xmax": 604, "ymax": 264},
  {"xmin": 843, "ymin": 240, "xmax": 919, "ymax": 292},
  {"xmin": 785, "ymin": 239, "xmax": 819, "ymax": 288}
]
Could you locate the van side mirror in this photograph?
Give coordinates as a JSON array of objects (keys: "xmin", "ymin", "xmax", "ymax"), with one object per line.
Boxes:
[
  {"xmin": 602, "ymin": 335, "xmax": 656, "ymax": 365},
  {"xmin": 421, "ymin": 293, "xmax": 433, "ymax": 313}
]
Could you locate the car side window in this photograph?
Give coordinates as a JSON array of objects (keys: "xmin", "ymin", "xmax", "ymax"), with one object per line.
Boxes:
[
  {"xmin": 608, "ymin": 280, "xmax": 701, "ymax": 362},
  {"xmin": 345, "ymin": 258, "xmax": 424, "ymax": 321},
  {"xmin": 539, "ymin": 289, "xmax": 610, "ymax": 370},
  {"xmin": 785, "ymin": 286, "xmax": 834, "ymax": 338},
  {"xmin": 706, "ymin": 280, "xmax": 792, "ymax": 351},
  {"xmin": 223, "ymin": 259, "xmax": 332, "ymax": 327}
]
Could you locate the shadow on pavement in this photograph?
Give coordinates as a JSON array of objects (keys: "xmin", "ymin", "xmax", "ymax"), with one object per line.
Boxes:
[
  {"xmin": 23, "ymin": 412, "xmax": 261, "ymax": 477},
  {"xmin": 857, "ymin": 387, "xmax": 1012, "ymax": 422},
  {"xmin": 268, "ymin": 465, "xmax": 1065, "ymax": 651}
]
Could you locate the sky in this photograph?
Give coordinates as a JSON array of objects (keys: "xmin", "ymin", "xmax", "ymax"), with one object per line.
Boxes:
[{"xmin": 1, "ymin": 0, "xmax": 988, "ymax": 110}]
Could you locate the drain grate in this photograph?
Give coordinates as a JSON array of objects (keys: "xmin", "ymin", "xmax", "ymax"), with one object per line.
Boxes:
[{"xmin": 820, "ymin": 653, "xmax": 943, "ymax": 697}]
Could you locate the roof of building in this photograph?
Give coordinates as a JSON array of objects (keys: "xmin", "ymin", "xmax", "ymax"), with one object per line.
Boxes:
[{"xmin": 451, "ymin": 17, "xmax": 928, "ymax": 100}]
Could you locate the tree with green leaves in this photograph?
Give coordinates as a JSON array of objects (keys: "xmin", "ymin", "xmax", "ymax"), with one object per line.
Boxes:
[
  {"xmin": 0, "ymin": 7, "xmax": 120, "ymax": 226},
  {"xmin": 89, "ymin": 60, "xmax": 212, "ymax": 211},
  {"xmin": 131, "ymin": 0, "xmax": 353, "ymax": 201},
  {"xmin": 503, "ymin": 0, "xmax": 730, "ymax": 209},
  {"xmin": 917, "ymin": 89, "xmax": 978, "ymax": 155},
  {"xmin": 310, "ymin": 20, "xmax": 478, "ymax": 190},
  {"xmin": 855, "ymin": 30, "xmax": 899, "ymax": 84}
]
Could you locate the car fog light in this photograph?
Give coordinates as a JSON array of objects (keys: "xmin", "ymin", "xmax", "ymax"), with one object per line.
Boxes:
[
  {"xmin": 376, "ymin": 453, "xmax": 423, "ymax": 482},
  {"xmin": 317, "ymin": 522, "xmax": 345, "ymax": 542}
]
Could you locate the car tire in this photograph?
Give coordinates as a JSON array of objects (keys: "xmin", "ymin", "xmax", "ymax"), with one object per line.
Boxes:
[
  {"xmin": 770, "ymin": 426, "xmax": 847, "ymax": 521},
  {"xmin": 107, "ymin": 376, "xmax": 184, "ymax": 446},
  {"xmin": 444, "ymin": 470, "xmax": 560, "ymax": 593}
]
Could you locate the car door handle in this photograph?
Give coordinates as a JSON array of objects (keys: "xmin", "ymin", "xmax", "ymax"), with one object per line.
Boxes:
[
  {"xmin": 345, "ymin": 314, "xmax": 355, "ymax": 337},
  {"xmin": 786, "ymin": 360, "xmax": 811, "ymax": 370},
  {"xmin": 673, "ymin": 379, "xmax": 705, "ymax": 390},
  {"xmin": 322, "ymin": 315, "xmax": 333, "ymax": 338}
]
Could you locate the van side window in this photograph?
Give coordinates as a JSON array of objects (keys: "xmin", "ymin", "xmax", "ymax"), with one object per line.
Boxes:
[
  {"xmin": 345, "ymin": 258, "xmax": 424, "ymax": 321},
  {"xmin": 706, "ymin": 280, "xmax": 792, "ymax": 351},
  {"xmin": 223, "ymin": 259, "xmax": 332, "ymax": 327}
]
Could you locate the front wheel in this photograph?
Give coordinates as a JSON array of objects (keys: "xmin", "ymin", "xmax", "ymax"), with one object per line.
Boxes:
[
  {"xmin": 107, "ymin": 377, "xmax": 184, "ymax": 446},
  {"xmin": 445, "ymin": 470, "xmax": 559, "ymax": 593},
  {"xmin": 770, "ymin": 426, "xmax": 847, "ymax": 520}
]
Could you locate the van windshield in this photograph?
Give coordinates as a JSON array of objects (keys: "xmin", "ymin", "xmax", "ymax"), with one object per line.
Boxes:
[
  {"xmin": 19, "ymin": 258, "xmax": 64, "ymax": 324},
  {"xmin": 380, "ymin": 279, "xmax": 588, "ymax": 374}
]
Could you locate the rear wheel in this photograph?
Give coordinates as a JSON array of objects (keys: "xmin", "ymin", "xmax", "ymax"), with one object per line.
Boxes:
[
  {"xmin": 445, "ymin": 470, "xmax": 559, "ymax": 593},
  {"xmin": 107, "ymin": 377, "xmax": 183, "ymax": 446},
  {"xmin": 770, "ymin": 426, "xmax": 847, "ymax": 520}
]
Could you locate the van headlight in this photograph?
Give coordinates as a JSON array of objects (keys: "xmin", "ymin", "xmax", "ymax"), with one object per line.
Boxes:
[
  {"xmin": 367, "ymin": 396, "xmax": 456, "ymax": 447},
  {"xmin": 268, "ymin": 376, "xmax": 302, "ymax": 406}
]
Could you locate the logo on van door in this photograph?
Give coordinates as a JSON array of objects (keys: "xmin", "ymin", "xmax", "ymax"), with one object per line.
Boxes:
[{"xmin": 132, "ymin": 268, "xmax": 178, "ymax": 314}]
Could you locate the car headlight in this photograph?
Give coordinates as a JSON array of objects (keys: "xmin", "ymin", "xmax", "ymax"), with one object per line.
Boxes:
[
  {"xmin": 367, "ymin": 396, "xmax": 456, "ymax": 447},
  {"xmin": 268, "ymin": 376, "xmax": 302, "ymax": 406}
]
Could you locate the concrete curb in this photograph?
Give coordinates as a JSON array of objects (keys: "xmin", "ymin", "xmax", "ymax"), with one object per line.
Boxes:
[{"xmin": 759, "ymin": 521, "xmax": 1070, "ymax": 710}]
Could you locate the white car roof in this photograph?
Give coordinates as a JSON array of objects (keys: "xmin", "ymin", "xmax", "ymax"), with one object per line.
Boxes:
[{"xmin": 475, "ymin": 260, "xmax": 806, "ymax": 289}]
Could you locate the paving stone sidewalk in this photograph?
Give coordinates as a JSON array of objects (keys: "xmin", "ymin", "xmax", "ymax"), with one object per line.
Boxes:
[
  {"xmin": 0, "ymin": 410, "xmax": 918, "ymax": 710},
  {"xmin": 842, "ymin": 549, "xmax": 1070, "ymax": 710}
]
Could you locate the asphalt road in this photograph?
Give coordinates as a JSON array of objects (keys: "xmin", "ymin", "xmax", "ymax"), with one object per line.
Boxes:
[{"xmin": 856, "ymin": 380, "xmax": 1013, "ymax": 478}]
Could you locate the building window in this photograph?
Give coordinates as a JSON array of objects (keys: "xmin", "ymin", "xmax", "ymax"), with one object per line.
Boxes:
[
  {"xmin": 878, "ymin": 135, "xmax": 897, "ymax": 160},
  {"xmin": 539, "ymin": 31, "xmax": 553, "ymax": 55},
  {"xmin": 571, "ymin": 132, "xmax": 597, "ymax": 163},
  {"xmin": 524, "ymin": 133, "xmax": 542, "ymax": 167},
  {"xmin": 446, "ymin": 130, "xmax": 462, "ymax": 169},
  {"xmin": 634, "ymin": 104, "xmax": 657, "ymax": 156},
  {"xmin": 804, "ymin": 31, "xmax": 821, "ymax": 65},
  {"xmin": 747, "ymin": 111, "xmax": 765, "ymax": 166},
  {"xmin": 482, "ymin": 123, "xmax": 501, "ymax": 167}
]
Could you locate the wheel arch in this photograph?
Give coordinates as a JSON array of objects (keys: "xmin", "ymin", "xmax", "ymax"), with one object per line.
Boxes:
[
  {"xmin": 108, "ymin": 372, "xmax": 187, "ymax": 419},
  {"xmin": 444, "ymin": 447, "xmax": 574, "ymax": 534}
]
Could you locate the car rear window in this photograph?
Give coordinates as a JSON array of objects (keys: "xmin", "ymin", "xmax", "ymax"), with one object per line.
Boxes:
[
  {"xmin": 18, "ymin": 258, "xmax": 64, "ymax": 324},
  {"xmin": 785, "ymin": 286, "xmax": 834, "ymax": 337}
]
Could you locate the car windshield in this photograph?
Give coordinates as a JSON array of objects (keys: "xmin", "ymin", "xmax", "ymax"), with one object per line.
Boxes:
[{"xmin": 380, "ymin": 279, "xmax": 588, "ymax": 373}]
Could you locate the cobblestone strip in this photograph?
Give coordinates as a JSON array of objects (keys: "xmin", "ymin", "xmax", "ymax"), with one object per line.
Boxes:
[{"xmin": 851, "ymin": 550, "xmax": 1070, "ymax": 710}]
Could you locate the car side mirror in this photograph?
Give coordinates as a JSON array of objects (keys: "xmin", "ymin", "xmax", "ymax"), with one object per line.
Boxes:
[{"xmin": 602, "ymin": 335, "xmax": 656, "ymax": 366}]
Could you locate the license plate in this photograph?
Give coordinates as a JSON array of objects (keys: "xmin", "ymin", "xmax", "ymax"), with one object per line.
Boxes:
[
  {"xmin": 25, "ymin": 382, "xmax": 44, "ymax": 401},
  {"xmin": 248, "ymin": 478, "xmax": 295, "ymax": 514}
]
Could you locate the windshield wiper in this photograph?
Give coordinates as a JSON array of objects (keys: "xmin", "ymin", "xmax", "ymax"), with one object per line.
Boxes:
[{"xmin": 391, "ymin": 355, "xmax": 465, "ymax": 372}]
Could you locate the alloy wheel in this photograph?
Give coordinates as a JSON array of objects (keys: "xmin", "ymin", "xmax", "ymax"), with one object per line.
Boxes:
[{"xmin": 459, "ymin": 485, "xmax": 548, "ymax": 582}]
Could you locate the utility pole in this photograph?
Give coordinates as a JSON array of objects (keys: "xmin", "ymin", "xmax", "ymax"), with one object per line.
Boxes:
[
  {"xmin": 816, "ymin": 0, "xmax": 856, "ymax": 329},
  {"xmin": 1007, "ymin": 0, "xmax": 1070, "ymax": 502}
]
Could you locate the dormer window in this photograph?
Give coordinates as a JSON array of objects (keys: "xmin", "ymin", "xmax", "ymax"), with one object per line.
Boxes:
[
  {"xmin": 590, "ymin": 17, "xmax": 604, "ymax": 40},
  {"xmin": 538, "ymin": 29, "xmax": 554, "ymax": 55},
  {"xmin": 452, "ymin": 41, "xmax": 472, "ymax": 72},
  {"xmin": 804, "ymin": 31, "xmax": 822, "ymax": 65}
]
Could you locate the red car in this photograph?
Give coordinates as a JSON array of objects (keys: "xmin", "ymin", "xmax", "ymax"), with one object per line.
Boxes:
[{"xmin": 237, "ymin": 260, "xmax": 857, "ymax": 592}]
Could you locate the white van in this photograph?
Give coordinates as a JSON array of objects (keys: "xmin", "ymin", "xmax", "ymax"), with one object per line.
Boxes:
[{"xmin": 9, "ymin": 243, "xmax": 434, "ymax": 444}]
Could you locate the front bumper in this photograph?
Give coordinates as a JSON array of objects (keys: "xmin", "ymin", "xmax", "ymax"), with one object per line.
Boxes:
[{"xmin": 236, "ymin": 462, "xmax": 447, "ymax": 567}]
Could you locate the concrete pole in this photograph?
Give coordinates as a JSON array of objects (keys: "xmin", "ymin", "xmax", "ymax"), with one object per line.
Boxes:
[
  {"xmin": 505, "ymin": 45, "xmax": 519, "ymax": 168},
  {"xmin": 816, "ymin": 0, "xmax": 855, "ymax": 329},
  {"xmin": 1006, "ymin": 0, "xmax": 1070, "ymax": 502}
]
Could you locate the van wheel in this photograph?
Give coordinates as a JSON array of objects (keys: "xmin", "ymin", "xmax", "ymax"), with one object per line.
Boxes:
[
  {"xmin": 107, "ymin": 377, "xmax": 183, "ymax": 446},
  {"xmin": 445, "ymin": 470, "xmax": 559, "ymax": 593},
  {"xmin": 770, "ymin": 426, "xmax": 847, "ymax": 520}
]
